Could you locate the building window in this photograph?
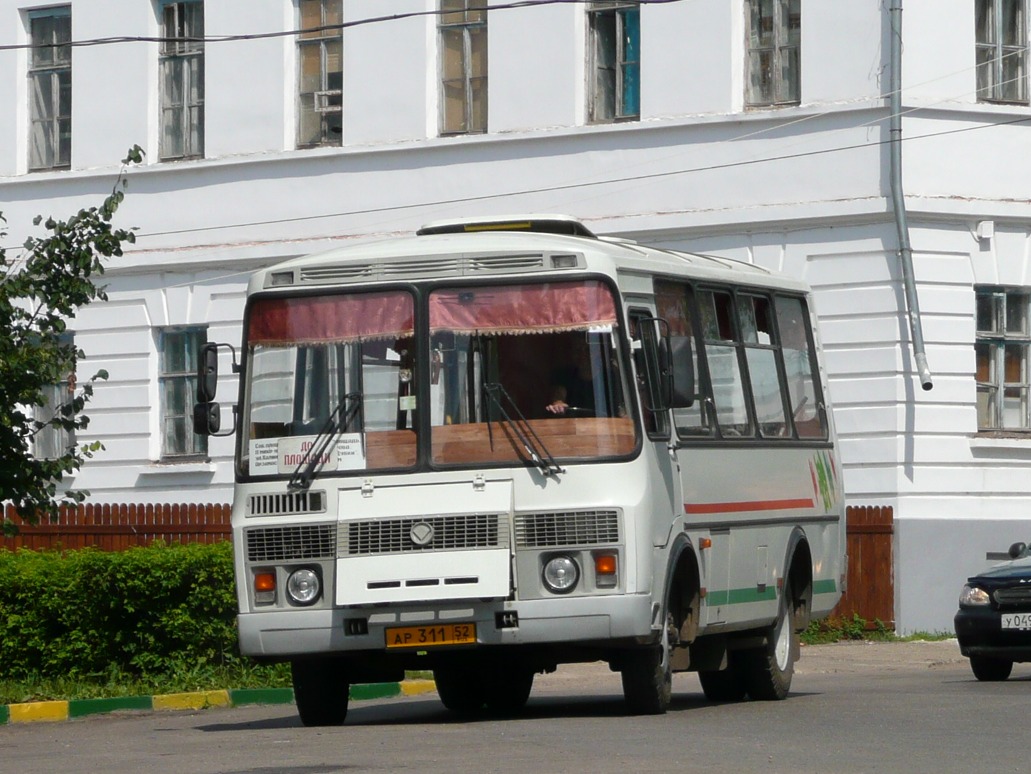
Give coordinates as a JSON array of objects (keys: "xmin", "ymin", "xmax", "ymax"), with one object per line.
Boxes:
[
  {"xmin": 159, "ymin": 1, "xmax": 204, "ymax": 160},
  {"xmin": 976, "ymin": 0, "xmax": 1028, "ymax": 103},
  {"xmin": 33, "ymin": 335, "xmax": 76, "ymax": 460},
  {"xmin": 28, "ymin": 7, "xmax": 72, "ymax": 171},
  {"xmin": 298, "ymin": 0, "xmax": 342, "ymax": 147},
  {"xmin": 160, "ymin": 328, "xmax": 208, "ymax": 458},
  {"xmin": 587, "ymin": 2, "xmax": 640, "ymax": 123},
  {"xmin": 976, "ymin": 288, "xmax": 1031, "ymax": 430},
  {"xmin": 439, "ymin": 0, "xmax": 487, "ymax": 134},
  {"xmin": 746, "ymin": 0, "xmax": 800, "ymax": 107}
]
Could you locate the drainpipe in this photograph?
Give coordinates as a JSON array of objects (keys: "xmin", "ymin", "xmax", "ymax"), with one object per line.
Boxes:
[{"xmin": 889, "ymin": 0, "xmax": 933, "ymax": 391}]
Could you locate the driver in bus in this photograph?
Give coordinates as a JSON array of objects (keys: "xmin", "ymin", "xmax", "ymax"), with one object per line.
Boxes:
[{"xmin": 546, "ymin": 336, "xmax": 594, "ymax": 415}]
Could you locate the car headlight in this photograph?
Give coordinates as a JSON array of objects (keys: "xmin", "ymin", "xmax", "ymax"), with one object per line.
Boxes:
[
  {"xmin": 959, "ymin": 584, "xmax": 990, "ymax": 607},
  {"xmin": 286, "ymin": 568, "xmax": 321, "ymax": 606},
  {"xmin": 542, "ymin": 555, "xmax": 580, "ymax": 594}
]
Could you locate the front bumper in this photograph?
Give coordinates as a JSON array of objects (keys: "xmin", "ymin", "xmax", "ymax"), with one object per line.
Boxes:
[
  {"xmin": 954, "ymin": 607, "xmax": 1031, "ymax": 662},
  {"xmin": 239, "ymin": 592, "xmax": 656, "ymax": 658}
]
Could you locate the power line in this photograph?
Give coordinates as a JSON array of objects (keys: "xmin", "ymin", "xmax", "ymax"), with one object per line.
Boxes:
[{"xmin": 0, "ymin": 0, "xmax": 685, "ymax": 52}]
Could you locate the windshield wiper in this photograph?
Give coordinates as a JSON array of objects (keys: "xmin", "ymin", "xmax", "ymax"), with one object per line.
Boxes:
[
  {"xmin": 288, "ymin": 391, "xmax": 362, "ymax": 491},
  {"xmin": 483, "ymin": 382, "xmax": 563, "ymax": 477}
]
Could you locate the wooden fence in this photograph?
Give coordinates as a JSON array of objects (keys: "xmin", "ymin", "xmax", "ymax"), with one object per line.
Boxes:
[
  {"xmin": 4, "ymin": 500, "xmax": 897, "ymax": 627},
  {"xmin": 831, "ymin": 505, "xmax": 895, "ymax": 628},
  {"xmin": 2, "ymin": 502, "xmax": 231, "ymax": 551}
]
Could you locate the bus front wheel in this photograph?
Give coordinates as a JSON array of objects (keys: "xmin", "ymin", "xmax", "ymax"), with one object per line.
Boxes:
[
  {"xmin": 434, "ymin": 664, "xmax": 486, "ymax": 714},
  {"xmin": 620, "ymin": 610, "xmax": 675, "ymax": 715},
  {"xmin": 291, "ymin": 658, "xmax": 350, "ymax": 726}
]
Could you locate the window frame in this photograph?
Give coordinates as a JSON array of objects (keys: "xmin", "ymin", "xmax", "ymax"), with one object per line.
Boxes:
[
  {"xmin": 587, "ymin": 1, "xmax": 641, "ymax": 123},
  {"xmin": 975, "ymin": 286, "xmax": 1031, "ymax": 431},
  {"xmin": 745, "ymin": 0, "xmax": 801, "ymax": 108},
  {"xmin": 33, "ymin": 332, "xmax": 77, "ymax": 460},
  {"xmin": 27, "ymin": 6, "xmax": 72, "ymax": 171},
  {"xmin": 438, "ymin": 0, "xmax": 488, "ymax": 135},
  {"xmin": 159, "ymin": 0, "xmax": 205, "ymax": 161},
  {"xmin": 159, "ymin": 326, "xmax": 209, "ymax": 460},
  {"xmin": 297, "ymin": 0, "xmax": 343, "ymax": 148},
  {"xmin": 976, "ymin": 0, "xmax": 1029, "ymax": 104}
]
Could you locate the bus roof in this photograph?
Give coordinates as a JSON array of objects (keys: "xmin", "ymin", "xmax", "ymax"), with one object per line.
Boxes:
[{"xmin": 250, "ymin": 217, "xmax": 809, "ymax": 296}]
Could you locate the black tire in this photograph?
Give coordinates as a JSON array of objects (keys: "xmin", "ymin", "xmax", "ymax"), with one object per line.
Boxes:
[
  {"xmin": 291, "ymin": 658, "xmax": 349, "ymax": 727},
  {"xmin": 738, "ymin": 583, "xmax": 797, "ymax": 701},
  {"xmin": 698, "ymin": 664, "xmax": 748, "ymax": 702},
  {"xmin": 969, "ymin": 655, "xmax": 1013, "ymax": 682},
  {"xmin": 621, "ymin": 610, "xmax": 674, "ymax": 715},
  {"xmin": 434, "ymin": 664, "xmax": 486, "ymax": 714},
  {"xmin": 484, "ymin": 668, "xmax": 535, "ymax": 715}
]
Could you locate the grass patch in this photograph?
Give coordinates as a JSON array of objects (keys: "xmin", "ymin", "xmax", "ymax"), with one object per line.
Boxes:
[
  {"xmin": 802, "ymin": 613, "xmax": 953, "ymax": 645},
  {"xmin": 0, "ymin": 662, "xmax": 292, "ymax": 705}
]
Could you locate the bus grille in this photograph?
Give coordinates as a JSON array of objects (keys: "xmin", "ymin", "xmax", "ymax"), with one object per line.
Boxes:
[
  {"xmin": 246, "ymin": 524, "xmax": 337, "ymax": 562},
  {"xmin": 340, "ymin": 514, "xmax": 507, "ymax": 556},
  {"xmin": 248, "ymin": 491, "xmax": 325, "ymax": 517},
  {"xmin": 514, "ymin": 510, "xmax": 621, "ymax": 548}
]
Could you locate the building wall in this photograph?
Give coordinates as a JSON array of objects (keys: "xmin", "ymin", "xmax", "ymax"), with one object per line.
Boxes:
[{"xmin": 2, "ymin": 1, "xmax": 1031, "ymax": 632}]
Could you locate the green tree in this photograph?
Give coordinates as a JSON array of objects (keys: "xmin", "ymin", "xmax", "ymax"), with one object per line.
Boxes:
[{"xmin": 0, "ymin": 147, "xmax": 143, "ymax": 534}]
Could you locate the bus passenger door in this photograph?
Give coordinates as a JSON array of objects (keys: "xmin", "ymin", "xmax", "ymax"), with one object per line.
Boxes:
[{"xmin": 627, "ymin": 308, "xmax": 682, "ymax": 549}]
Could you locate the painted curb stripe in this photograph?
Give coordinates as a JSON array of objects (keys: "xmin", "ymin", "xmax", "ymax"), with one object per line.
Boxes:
[
  {"xmin": 9, "ymin": 700, "xmax": 68, "ymax": 723},
  {"xmin": 153, "ymin": 690, "xmax": 231, "ymax": 711},
  {"xmin": 349, "ymin": 683, "xmax": 399, "ymax": 701},
  {"xmin": 68, "ymin": 696, "xmax": 153, "ymax": 718},
  {"xmin": 229, "ymin": 687, "xmax": 294, "ymax": 706},
  {"xmin": 2, "ymin": 680, "xmax": 436, "ymax": 724}
]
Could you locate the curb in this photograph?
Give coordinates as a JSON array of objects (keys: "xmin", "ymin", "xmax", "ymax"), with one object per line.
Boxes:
[{"xmin": 1, "ymin": 679, "xmax": 437, "ymax": 725}]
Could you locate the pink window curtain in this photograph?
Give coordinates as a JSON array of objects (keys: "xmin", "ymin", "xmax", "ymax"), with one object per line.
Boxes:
[
  {"xmin": 655, "ymin": 281, "xmax": 691, "ymax": 337},
  {"xmin": 247, "ymin": 292, "xmax": 414, "ymax": 346},
  {"xmin": 429, "ymin": 281, "xmax": 618, "ymax": 335}
]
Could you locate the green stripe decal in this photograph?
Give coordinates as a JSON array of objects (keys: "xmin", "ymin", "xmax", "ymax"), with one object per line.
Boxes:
[
  {"xmin": 68, "ymin": 696, "xmax": 153, "ymax": 718},
  {"xmin": 813, "ymin": 579, "xmax": 838, "ymax": 595},
  {"xmin": 706, "ymin": 586, "xmax": 779, "ymax": 606}
]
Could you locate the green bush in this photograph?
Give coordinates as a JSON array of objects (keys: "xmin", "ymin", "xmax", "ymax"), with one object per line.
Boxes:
[{"xmin": 0, "ymin": 542, "xmax": 243, "ymax": 681}]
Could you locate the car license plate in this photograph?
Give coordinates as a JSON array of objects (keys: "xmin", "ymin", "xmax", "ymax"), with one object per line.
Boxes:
[
  {"xmin": 1001, "ymin": 613, "xmax": 1031, "ymax": 630},
  {"xmin": 385, "ymin": 623, "xmax": 476, "ymax": 649}
]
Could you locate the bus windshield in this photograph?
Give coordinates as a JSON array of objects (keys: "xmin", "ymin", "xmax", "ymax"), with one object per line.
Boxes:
[{"xmin": 238, "ymin": 280, "xmax": 637, "ymax": 479}]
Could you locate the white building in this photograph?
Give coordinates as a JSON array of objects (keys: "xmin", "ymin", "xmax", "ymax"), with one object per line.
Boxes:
[{"xmin": 2, "ymin": 0, "xmax": 1030, "ymax": 633}]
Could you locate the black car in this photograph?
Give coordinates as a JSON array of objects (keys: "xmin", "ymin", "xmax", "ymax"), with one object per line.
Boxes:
[{"xmin": 954, "ymin": 541, "xmax": 1031, "ymax": 681}]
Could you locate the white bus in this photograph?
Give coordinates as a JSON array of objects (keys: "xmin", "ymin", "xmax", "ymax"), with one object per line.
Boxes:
[{"xmin": 195, "ymin": 216, "xmax": 845, "ymax": 726}]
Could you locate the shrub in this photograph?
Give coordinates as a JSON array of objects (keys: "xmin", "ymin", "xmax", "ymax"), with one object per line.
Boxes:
[{"xmin": 0, "ymin": 542, "xmax": 242, "ymax": 680}]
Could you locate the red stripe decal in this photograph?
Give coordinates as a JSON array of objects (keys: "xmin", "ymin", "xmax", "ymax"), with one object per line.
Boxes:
[{"xmin": 684, "ymin": 498, "xmax": 815, "ymax": 515}]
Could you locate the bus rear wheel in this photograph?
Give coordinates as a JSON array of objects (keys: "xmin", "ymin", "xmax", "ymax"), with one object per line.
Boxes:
[
  {"xmin": 738, "ymin": 583, "xmax": 797, "ymax": 701},
  {"xmin": 291, "ymin": 658, "xmax": 350, "ymax": 726},
  {"xmin": 484, "ymin": 667, "xmax": 535, "ymax": 714},
  {"xmin": 434, "ymin": 664, "xmax": 486, "ymax": 714}
]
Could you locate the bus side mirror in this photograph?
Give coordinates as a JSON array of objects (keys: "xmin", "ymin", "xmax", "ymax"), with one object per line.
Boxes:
[
  {"xmin": 197, "ymin": 342, "xmax": 219, "ymax": 403},
  {"xmin": 669, "ymin": 336, "xmax": 695, "ymax": 409},
  {"xmin": 193, "ymin": 401, "xmax": 221, "ymax": 435}
]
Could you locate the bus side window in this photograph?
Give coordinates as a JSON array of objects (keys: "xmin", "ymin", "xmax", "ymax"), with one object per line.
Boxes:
[
  {"xmin": 655, "ymin": 280, "xmax": 710, "ymax": 437},
  {"xmin": 699, "ymin": 289, "xmax": 753, "ymax": 438},
  {"xmin": 738, "ymin": 294, "xmax": 790, "ymax": 438},
  {"xmin": 775, "ymin": 295, "xmax": 827, "ymax": 439}
]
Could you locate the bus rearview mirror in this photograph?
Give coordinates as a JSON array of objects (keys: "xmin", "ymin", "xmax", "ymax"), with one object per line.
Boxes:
[{"xmin": 197, "ymin": 342, "xmax": 219, "ymax": 403}]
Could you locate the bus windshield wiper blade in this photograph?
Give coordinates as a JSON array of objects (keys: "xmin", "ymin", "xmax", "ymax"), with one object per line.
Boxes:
[
  {"xmin": 483, "ymin": 382, "xmax": 563, "ymax": 477},
  {"xmin": 288, "ymin": 391, "xmax": 362, "ymax": 491}
]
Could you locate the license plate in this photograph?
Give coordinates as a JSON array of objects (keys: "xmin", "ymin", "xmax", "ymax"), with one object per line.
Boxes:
[
  {"xmin": 1001, "ymin": 613, "xmax": 1031, "ymax": 630},
  {"xmin": 385, "ymin": 623, "xmax": 477, "ymax": 649}
]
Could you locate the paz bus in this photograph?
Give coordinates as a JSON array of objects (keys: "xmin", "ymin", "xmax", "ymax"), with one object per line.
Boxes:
[{"xmin": 194, "ymin": 216, "xmax": 845, "ymax": 725}]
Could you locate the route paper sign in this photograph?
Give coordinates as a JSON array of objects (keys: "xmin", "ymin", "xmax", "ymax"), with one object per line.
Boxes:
[{"xmin": 248, "ymin": 434, "xmax": 366, "ymax": 476}]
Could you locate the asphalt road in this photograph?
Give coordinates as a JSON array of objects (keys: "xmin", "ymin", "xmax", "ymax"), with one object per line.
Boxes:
[{"xmin": 2, "ymin": 640, "xmax": 1028, "ymax": 774}]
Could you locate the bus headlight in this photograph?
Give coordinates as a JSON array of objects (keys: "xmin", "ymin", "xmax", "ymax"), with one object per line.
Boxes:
[
  {"xmin": 542, "ymin": 555, "xmax": 579, "ymax": 594},
  {"xmin": 286, "ymin": 568, "xmax": 321, "ymax": 606}
]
